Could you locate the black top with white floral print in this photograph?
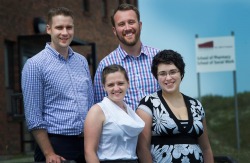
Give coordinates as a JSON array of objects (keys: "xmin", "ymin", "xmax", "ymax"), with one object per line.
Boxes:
[{"xmin": 138, "ymin": 90, "xmax": 205, "ymax": 163}]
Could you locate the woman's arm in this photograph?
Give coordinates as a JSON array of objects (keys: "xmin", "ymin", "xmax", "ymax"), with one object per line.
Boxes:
[
  {"xmin": 84, "ymin": 104, "xmax": 105, "ymax": 163},
  {"xmin": 136, "ymin": 109, "xmax": 153, "ymax": 163},
  {"xmin": 198, "ymin": 118, "xmax": 214, "ymax": 163}
]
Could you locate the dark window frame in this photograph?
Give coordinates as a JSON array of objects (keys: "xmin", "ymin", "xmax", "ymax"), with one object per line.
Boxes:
[
  {"xmin": 4, "ymin": 40, "xmax": 15, "ymax": 89},
  {"xmin": 82, "ymin": 0, "xmax": 90, "ymax": 15},
  {"xmin": 119, "ymin": 0, "xmax": 138, "ymax": 7},
  {"xmin": 102, "ymin": 0, "xmax": 108, "ymax": 23}
]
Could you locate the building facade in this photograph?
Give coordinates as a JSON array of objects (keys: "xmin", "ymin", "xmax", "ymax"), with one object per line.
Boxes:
[{"xmin": 0, "ymin": 0, "xmax": 137, "ymax": 155}]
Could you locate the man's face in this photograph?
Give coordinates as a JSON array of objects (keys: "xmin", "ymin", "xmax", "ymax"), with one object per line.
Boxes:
[
  {"xmin": 112, "ymin": 10, "xmax": 142, "ymax": 47},
  {"xmin": 47, "ymin": 15, "xmax": 74, "ymax": 51}
]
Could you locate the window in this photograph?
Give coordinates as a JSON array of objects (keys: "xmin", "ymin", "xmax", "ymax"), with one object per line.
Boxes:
[
  {"xmin": 119, "ymin": 0, "xmax": 138, "ymax": 7},
  {"xmin": 102, "ymin": 0, "xmax": 108, "ymax": 22},
  {"xmin": 82, "ymin": 0, "xmax": 90, "ymax": 13},
  {"xmin": 101, "ymin": 0, "xmax": 108, "ymax": 23},
  {"xmin": 119, "ymin": 0, "xmax": 130, "ymax": 5},
  {"xmin": 134, "ymin": 0, "xmax": 138, "ymax": 7},
  {"xmin": 4, "ymin": 40, "xmax": 14, "ymax": 89},
  {"xmin": 119, "ymin": 0, "xmax": 123, "ymax": 5}
]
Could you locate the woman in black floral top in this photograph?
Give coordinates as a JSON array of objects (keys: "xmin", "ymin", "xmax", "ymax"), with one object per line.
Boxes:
[{"xmin": 136, "ymin": 50, "xmax": 214, "ymax": 163}]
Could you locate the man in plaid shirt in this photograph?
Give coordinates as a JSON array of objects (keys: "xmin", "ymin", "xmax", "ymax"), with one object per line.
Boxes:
[{"xmin": 94, "ymin": 3, "xmax": 160, "ymax": 110}]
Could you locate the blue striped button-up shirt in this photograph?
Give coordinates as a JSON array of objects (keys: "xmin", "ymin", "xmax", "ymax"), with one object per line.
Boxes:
[
  {"xmin": 21, "ymin": 43, "xmax": 94, "ymax": 135},
  {"xmin": 94, "ymin": 44, "xmax": 160, "ymax": 110}
]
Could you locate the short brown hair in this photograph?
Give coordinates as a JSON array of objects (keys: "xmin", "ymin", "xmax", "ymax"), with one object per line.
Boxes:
[
  {"xmin": 111, "ymin": 3, "xmax": 140, "ymax": 27},
  {"xmin": 47, "ymin": 7, "xmax": 74, "ymax": 25},
  {"xmin": 101, "ymin": 64, "xmax": 129, "ymax": 85}
]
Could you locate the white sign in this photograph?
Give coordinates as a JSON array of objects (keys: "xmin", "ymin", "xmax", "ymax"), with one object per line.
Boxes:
[{"xmin": 195, "ymin": 36, "xmax": 236, "ymax": 73}]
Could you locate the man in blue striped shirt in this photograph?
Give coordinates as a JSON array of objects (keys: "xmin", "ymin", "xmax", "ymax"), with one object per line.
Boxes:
[
  {"xmin": 21, "ymin": 7, "xmax": 93, "ymax": 163},
  {"xmin": 94, "ymin": 4, "xmax": 160, "ymax": 110}
]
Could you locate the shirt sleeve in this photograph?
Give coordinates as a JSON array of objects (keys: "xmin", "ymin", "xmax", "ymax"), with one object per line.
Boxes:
[
  {"xmin": 137, "ymin": 95, "xmax": 153, "ymax": 117},
  {"xmin": 83, "ymin": 59, "xmax": 94, "ymax": 110},
  {"xmin": 196, "ymin": 99, "xmax": 205, "ymax": 120},
  {"xmin": 94, "ymin": 62, "xmax": 107, "ymax": 104},
  {"xmin": 21, "ymin": 59, "xmax": 46, "ymax": 131}
]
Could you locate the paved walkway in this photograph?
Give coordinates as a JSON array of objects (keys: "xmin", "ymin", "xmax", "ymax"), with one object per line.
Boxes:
[{"xmin": 0, "ymin": 155, "xmax": 33, "ymax": 163}]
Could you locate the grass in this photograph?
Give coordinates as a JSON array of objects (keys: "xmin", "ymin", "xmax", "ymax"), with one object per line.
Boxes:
[{"xmin": 202, "ymin": 92, "xmax": 250, "ymax": 162}]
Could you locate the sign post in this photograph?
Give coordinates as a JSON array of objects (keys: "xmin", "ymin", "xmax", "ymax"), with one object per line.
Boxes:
[
  {"xmin": 195, "ymin": 34, "xmax": 240, "ymax": 149},
  {"xmin": 195, "ymin": 36, "xmax": 236, "ymax": 73}
]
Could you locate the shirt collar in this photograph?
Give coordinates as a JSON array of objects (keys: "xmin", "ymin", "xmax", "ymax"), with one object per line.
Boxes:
[
  {"xmin": 117, "ymin": 44, "xmax": 148, "ymax": 60},
  {"xmin": 45, "ymin": 42, "xmax": 74, "ymax": 59}
]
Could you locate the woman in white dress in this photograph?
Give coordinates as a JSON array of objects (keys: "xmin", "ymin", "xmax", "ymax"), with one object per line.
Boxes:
[{"xmin": 84, "ymin": 64, "xmax": 145, "ymax": 163}]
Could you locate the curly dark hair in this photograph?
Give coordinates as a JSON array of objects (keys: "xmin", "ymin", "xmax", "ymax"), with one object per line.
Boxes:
[{"xmin": 151, "ymin": 49, "xmax": 185, "ymax": 80}]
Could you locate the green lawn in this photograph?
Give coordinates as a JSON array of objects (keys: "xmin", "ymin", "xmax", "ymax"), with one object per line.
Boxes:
[{"xmin": 202, "ymin": 92, "xmax": 250, "ymax": 162}]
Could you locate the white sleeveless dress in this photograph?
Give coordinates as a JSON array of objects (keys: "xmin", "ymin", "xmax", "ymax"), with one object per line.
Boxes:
[{"xmin": 97, "ymin": 97, "xmax": 145, "ymax": 161}]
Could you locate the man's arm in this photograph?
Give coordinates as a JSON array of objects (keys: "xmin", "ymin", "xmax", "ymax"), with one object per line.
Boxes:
[
  {"xmin": 32, "ymin": 129, "xmax": 65, "ymax": 163},
  {"xmin": 22, "ymin": 59, "xmax": 65, "ymax": 163},
  {"xmin": 93, "ymin": 64, "xmax": 106, "ymax": 104},
  {"xmin": 83, "ymin": 58, "xmax": 95, "ymax": 109}
]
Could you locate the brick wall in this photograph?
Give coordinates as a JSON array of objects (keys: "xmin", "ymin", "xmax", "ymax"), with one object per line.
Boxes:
[{"xmin": 0, "ymin": 0, "xmax": 138, "ymax": 155}]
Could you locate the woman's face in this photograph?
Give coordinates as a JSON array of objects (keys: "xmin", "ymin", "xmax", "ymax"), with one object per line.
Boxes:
[
  {"xmin": 103, "ymin": 71, "xmax": 129, "ymax": 104},
  {"xmin": 157, "ymin": 63, "xmax": 182, "ymax": 94}
]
